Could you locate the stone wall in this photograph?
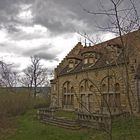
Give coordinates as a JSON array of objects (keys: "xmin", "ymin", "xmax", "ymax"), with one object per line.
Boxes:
[
  {"xmin": 54, "ymin": 64, "xmax": 137, "ymax": 114},
  {"xmin": 51, "ymin": 30, "xmax": 140, "ymax": 114}
]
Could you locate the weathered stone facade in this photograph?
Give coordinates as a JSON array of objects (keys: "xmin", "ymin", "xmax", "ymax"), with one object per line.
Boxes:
[{"xmin": 51, "ymin": 30, "xmax": 140, "ymax": 114}]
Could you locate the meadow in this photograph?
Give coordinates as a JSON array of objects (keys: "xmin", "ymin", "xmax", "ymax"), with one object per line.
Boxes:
[{"xmin": 0, "ymin": 88, "xmax": 140, "ymax": 140}]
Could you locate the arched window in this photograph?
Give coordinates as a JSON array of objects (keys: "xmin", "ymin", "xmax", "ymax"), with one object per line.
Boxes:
[
  {"xmin": 71, "ymin": 87, "xmax": 74, "ymax": 93},
  {"xmin": 80, "ymin": 86, "xmax": 84, "ymax": 92},
  {"xmin": 85, "ymin": 80, "xmax": 88, "ymax": 91},
  {"xmin": 89, "ymin": 85, "xmax": 94, "ymax": 91},
  {"xmin": 115, "ymin": 83, "xmax": 120, "ymax": 92},
  {"xmin": 102, "ymin": 84, "xmax": 107, "ymax": 92},
  {"xmin": 63, "ymin": 87, "xmax": 67, "ymax": 93}
]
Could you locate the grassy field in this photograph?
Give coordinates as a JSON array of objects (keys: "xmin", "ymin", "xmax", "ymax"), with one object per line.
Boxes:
[
  {"xmin": 1, "ymin": 90, "xmax": 140, "ymax": 140},
  {"xmin": 0, "ymin": 90, "xmax": 50, "ymax": 140},
  {"xmin": 1, "ymin": 111, "xmax": 94, "ymax": 140},
  {"xmin": 1, "ymin": 110, "xmax": 140, "ymax": 140}
]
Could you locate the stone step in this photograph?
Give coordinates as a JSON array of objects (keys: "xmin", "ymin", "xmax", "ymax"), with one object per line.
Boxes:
[
  {"xmin": 42, "ymin": 118, "xmax": 79, "ymax": 127},
  {"xmin": 52, "ymin": 117, "xmax": 78, "ymax": 125},
  {"xmin": 39, "ymin": 115, "xmax": 78, "ymax": 124},
  {"xmin": 41, "ymin": 119, "xmax": 81, "ymax": 130}
]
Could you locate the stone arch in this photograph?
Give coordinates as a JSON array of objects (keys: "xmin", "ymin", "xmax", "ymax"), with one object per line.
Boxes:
[
  {"xmin": 62, "ymin": 81, "xmax": 75, "ymax": 110},
  {"xmin": 115, "ymin": 83, "xmax": 120, "ymax": 92},
  {"xmin": 100, "ymin": 76, "xmax": 121, "ymax": 113},
  {"xmin": 100, "ymin": 75, "xmax": 116, "ymax": 92},
  {"xmin": 79, "ymin": 79, "xmax": 96, "ymax": 92},
  {"xmin": 79, "ymin": 78, "xmax": 100, "ymax": 113},
  {"xmin": 89, "ymin": 85, "xmax": 94, "ymax": 91},
  {"xmin": 71, "ymin": 86, "xmax": 74, "ymax": 93},
  {"xmin": 63, "ymin": 81, "xmax": 70, "ymax": 93},
  {"xmin": 101, "ymin": 84, "xmax": 107, "ymax": 92},
  {"xmin": 80, "ymin": 85, "xmax": 84, "ymax": 92},
  {"xmin": 79, "ymin": 79, "xmax": 87, "ymax": 92}
]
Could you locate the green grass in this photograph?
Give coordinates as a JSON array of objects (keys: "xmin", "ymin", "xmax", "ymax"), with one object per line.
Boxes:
[
  {"xmin": 112, "ymin": 116, "xmax": 140, "ymax": 140},
  {"xmin": 1, "ymin": 110, "xmax": 94, "ymax": 140},
  {"xmin": 1, "ymin": 110, "xmax": 140, "ymax": 140}
]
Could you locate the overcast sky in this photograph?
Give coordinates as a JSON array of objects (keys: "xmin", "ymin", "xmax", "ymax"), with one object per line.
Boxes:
[{"xmin": 0, "ymin": 0, "xmax": 140, "ymax": 73}]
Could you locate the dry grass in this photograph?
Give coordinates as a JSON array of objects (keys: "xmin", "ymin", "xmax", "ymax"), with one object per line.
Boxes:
[{"xmin": 0, "ymin": 88, "xmax": 50, "ymax": 134}]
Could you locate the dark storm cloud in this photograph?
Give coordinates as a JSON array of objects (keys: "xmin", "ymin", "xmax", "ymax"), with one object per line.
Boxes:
[
  {"xmin": 37, "ymin": 52, "xmax": 59, "ymax": 61},
  {"xmin": 0, "ymin": 0, "xmax": 139, "ymax": 71},
  {"xmin": 0, "ymin": 0, "xmax": 101, "ymax": 34},
  {"xmin": 0, "ymin": 0, "xmax": 33, "ymax": 30},
  {"xmin": 0, "ymin": 0, "xmax": 140, "ymax": 35},
  {"xmin": 31, "ymin": 0, "xmax": 140, "ymax": 35},
  {"xmin": 31, "ymin": 0, "xmax": 96, "ymax": 34},
  {"xmin": 23, "ymin": 44, "xmax": 59, "ymax": 61}
]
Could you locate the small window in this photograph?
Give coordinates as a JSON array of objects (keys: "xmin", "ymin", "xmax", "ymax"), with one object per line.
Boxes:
[
  {"xmin": 89, "ymin": 85, "xmax": 94, "ymax": 91},
  {"xmin": 71, "ymin": 87, "xmax": 74, "ymax": 93},
  {"xmin": 80, "ymin": 86, "xmax": 84, "ymax": 92},
  {"xmin": 102, "ymin": 84, "xmax": 107, "ymax": 92},
  {"xmin": 64, "ymin": 95, "xmax": 66, "ymax": 105},
  {"xmin": 69, "ymin": 61, "xmax": 74, "ymax": 68},
  {"xmin": 89, "ymin": 57, "xmax": 94, "ymax": 63},
  {"xmin": 84, "ymin": 58, "xmax": 88, "ymax": 64},
  {"xmin": 64, "ymin": 87, "xmax": 67, "ymax": 93},
  {"xmin": 115, "ymin": 83, "xmax": 120, "ymax": 92}
]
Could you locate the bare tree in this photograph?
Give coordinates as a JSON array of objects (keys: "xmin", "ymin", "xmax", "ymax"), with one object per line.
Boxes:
[
  {"xmin": 0, "ymin": 61, "xmax": 18, "ymax": 88},
  {"xmin": 21, "ymin": 56, "xmax": 48, "ymax": 98},
  {"xmin": 82, "ymin": 0, "xmax": 140, "ymax": 114},
  {"xmin": 79, "ymin": 0, "xmax": 140, "ymax": 139}
]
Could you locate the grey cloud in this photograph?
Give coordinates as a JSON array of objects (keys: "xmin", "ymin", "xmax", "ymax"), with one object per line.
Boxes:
[
  {"xmin": 31, "ymin": 0, "xmax": 95, "ymax": 35},
  {"xmin": 0, "ymin": 0, "xmax": 33, "ymax": 32},
  {"xmin": 0, "ymin": 0, "xmax": 140, "ymax": 36},
  {"xmin": 23, "ymin": 44, "xmax": 59, "ymax": 61},
  {"xmin": 9, "ymin": 29, "xmax": 46, "ymax": 41},
  {"xmin": 31, "ymin": 0, "xmax": 140, "ymax": 35},
  {"xmin": 0, "ymin": 42, "xmax": 22, "ymax": 54},
  {"xmin": 37, "ymin": 52, "xmax": 59, "ymax": 61}
]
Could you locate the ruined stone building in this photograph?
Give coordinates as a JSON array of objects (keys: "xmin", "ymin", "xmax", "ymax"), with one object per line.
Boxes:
[{"xmin": 50, "ymin": 30, "xmax": 140, "ymax": 114}]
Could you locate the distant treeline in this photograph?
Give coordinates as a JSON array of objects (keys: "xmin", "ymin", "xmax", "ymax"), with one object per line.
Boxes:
[{"xmin": 0, "ymin": 87, "xmax": 51, "ymax": 94}]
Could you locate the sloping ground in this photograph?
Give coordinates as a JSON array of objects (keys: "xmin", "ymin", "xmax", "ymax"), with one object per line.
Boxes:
[
  {"xmin": 1, "ymin": 110, "xmax": 140, "ymax": 140},
  {"xmin": 2, "ymin": 111, "xmax": 93, "ymax": 140}
]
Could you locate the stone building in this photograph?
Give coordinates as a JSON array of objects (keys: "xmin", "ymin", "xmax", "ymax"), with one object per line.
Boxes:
[{"xmin": 50, "ymin": 30, "xmax": 140, "ymax": 115}]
